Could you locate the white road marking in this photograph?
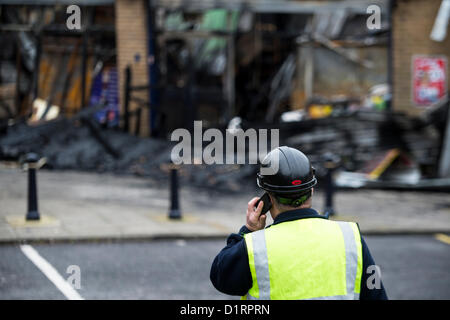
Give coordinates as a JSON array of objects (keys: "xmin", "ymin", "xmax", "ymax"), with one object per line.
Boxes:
[{"xmin": 20, "ymin": 245, "xmax": 84, "ymax": 300}]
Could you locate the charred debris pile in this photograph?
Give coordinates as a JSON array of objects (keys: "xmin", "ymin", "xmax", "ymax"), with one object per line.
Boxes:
[
  {"xmin": 0, "ymin": 107, "xmax": 257, "ymax": 192},
  {"xmin": 1, "ymin": 100, "xmax": 448, "ymax": 192}
]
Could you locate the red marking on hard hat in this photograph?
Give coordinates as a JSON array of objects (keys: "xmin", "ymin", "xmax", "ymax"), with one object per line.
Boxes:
[{"xmin": 292, "ymin": 180, "xmax": 302, "ymax": 185}]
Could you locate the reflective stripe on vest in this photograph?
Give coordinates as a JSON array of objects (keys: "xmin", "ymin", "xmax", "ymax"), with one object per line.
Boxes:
[{"xmin": 242, "ymin": 219, "xmax": 363, "ymax": 300}]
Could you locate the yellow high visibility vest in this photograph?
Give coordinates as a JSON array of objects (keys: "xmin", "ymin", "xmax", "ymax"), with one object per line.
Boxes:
[{"xmin": 242, "ymin": 218, "xmax": 363, "ymax": 300}]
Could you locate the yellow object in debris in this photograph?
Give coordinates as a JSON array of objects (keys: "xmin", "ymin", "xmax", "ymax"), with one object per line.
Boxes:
[
  {"xmin": 367, "ymin": 149, "xmax": 400, "ymax": 180},
  {"xmin": 309, "ymin": 104, "xmax": 333, "ymax": 119}
]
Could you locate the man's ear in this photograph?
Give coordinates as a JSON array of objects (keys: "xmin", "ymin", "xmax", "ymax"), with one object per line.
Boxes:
[
  {"xmin": 268, "ymin": 193, "xmax": 277, "ymax": 208},
  {"xmin": 267, "ymin": 193, "xmax": 276, "ymax": 214}
]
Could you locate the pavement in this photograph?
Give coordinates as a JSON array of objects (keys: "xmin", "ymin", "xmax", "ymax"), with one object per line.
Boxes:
[{"xmin": 1, "ymin": 166, "xmax": 450, "ymax": 243}]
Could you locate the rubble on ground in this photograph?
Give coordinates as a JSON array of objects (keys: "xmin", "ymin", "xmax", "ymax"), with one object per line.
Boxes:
[
  {"xmin": 0, "ymin": 99, "xmax": 449, "ymax": 192},
  {"xmin": 0, "ymin": 115, "xmax": 257, "ymax": 192}
]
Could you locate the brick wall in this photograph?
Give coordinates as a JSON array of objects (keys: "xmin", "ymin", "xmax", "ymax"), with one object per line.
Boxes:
[
  {"xmin": 392, "ymin": 0, "xmax": 450, "ymax": 116},
  {"xmin": 115, "ymin": 0, "xmax": 150, "ymax": 136}
]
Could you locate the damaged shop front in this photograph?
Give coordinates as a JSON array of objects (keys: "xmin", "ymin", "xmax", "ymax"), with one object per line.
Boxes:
[
  {"xmin": 0, "ymin": 0, "xmax": 449, "ymax": 192},
  {"xmin": 150, "ymin": 0, "xmax": 390, "ymax": 133}
]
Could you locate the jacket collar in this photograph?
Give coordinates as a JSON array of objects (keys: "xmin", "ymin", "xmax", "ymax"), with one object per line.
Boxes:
[{"xmin": 272, "ymin": 208, "xmax": 328, "ymax": 226}]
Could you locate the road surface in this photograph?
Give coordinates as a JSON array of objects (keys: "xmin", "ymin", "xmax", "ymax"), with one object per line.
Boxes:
[{"xmin": 0, "ymin": 235, "xmax": 449, "ymax": 300}]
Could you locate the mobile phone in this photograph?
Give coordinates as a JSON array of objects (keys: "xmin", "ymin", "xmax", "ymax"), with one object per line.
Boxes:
[{"xmin": 255, "ymin": 192, "xmax": 272, "ymax": 216}]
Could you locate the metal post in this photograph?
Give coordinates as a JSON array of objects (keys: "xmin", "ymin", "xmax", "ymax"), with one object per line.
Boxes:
[
  {"xmin": 80, "ymin": 28, "xmax": 88, "ymax": 109},
  {"xmin": 438, "ymin": 101, "xmax": 450, "ymax": 178},
  {"xmin": 123, "ymin": 66, "xmax": 131, "ymax": 133},
  {"xmin": 386, "ymin": 0, "xmax": 393, "ymax": 111},
  {"xmin": 146, "ymin": 0, "xmax": 160, "ymax": 137},
  {"xmin": 304, "ymin": 40, "xmax": 314, "ymax": 103},
  {"xmin": 26, "ymin": 153, "xmax": 40, "ymax": 221},
  {"xmin": 322, "ymin": 153, "xmax": 340, "ymax": 218},
  {"xmin": 135, "ymin": 107, "xmax": 142, "ymax": 136},
  {"xmin": 324, "ymin": 166, "xmax": 335, "ymax": 217},
  {"xmin": 32, "ymin": 32, "xmax": 42, "ymax": 101},
  {"xmin": 15, "ymin": 41, "xmax": 22, "ymax": 115},
  {"xmin": 168, "ymin": 167, "xmax": 182, "ymax": 220},
  {"xmin": 224, "ymin": 34, "xmax": 235, "ymax": 124},
  {"xmin": 80, "ymin": 7, "xmax": 93, "ymax": 109}
]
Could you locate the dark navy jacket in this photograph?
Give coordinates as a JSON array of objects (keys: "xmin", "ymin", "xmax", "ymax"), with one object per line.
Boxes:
[{"xmin": 210, "ymin": 208, "xmax": 388, "ymax": 300}]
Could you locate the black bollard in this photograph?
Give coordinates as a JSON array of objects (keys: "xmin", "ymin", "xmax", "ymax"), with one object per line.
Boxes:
[
  {"xmin": 322, "ymin": 153, "xmax": 340, "ymax": 218},
  {"xmin": 323, "ymin": 165, "xmax": 335, "ymax": 218},
  {"xmin": 168, "ymin": 167, "xmax": 182, "ymax": 220},
  {"xmin": 25, "ymin": 153, "xmax": 40, "ymax": 221}
]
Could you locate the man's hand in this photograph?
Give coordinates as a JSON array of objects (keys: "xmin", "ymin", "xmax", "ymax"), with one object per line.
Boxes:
[{"xmin": 245, "ymin": 197, "xmax": 267, "ymax": 232}]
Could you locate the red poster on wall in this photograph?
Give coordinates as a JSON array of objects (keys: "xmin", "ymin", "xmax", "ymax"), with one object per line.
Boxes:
[{"xmin": 412, "ymin": 56, "xmax": 447, "ymax": 107}]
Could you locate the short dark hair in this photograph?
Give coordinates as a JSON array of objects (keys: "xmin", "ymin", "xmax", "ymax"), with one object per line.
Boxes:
[{"xmin": 270, "ymin": 190, "xmax": 312, "ymax": 208}]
